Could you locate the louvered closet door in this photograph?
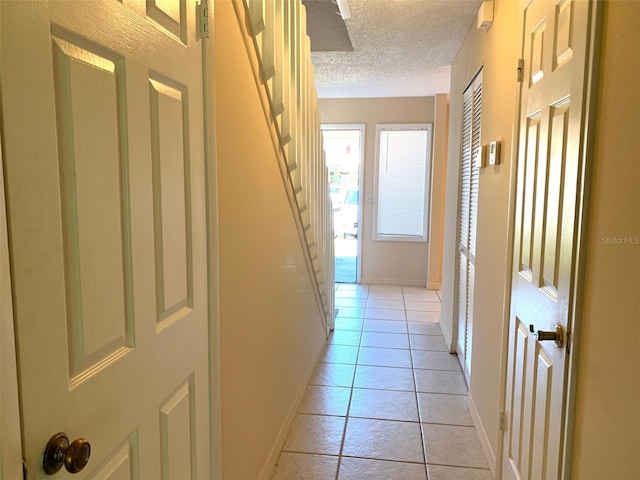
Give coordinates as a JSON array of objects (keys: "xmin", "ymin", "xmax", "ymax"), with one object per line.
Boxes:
[{"xmin": 456, "ymin": 71, "xmax": 482, "ymax": 382}]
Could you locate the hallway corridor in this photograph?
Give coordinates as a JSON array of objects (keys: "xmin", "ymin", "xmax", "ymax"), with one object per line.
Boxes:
[{"xmin": 272, "ymin": 284, "xmax": 491, "ymax": 479}]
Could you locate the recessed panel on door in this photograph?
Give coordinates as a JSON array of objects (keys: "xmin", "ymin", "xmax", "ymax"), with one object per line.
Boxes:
[
  {"xmin": 88, "ymin": 432, "xmax": 139, "ymax": 480},
  {"xmin": 554, "ymin": 0, "xmax": 574, "ymax": 67},
  {"xmin": 51, "ymin": 32, "xmax": 134, "ymax": 385},
  {"xmin": 146, "ymin": 0, "xmax": 187, "ymax": 44},
  {"xmin": 507, "ymin": 319, "xmax": 530, "ymax": 472},
  {"xmin": 149, "ymin": 75, "xmax": 193, "ymax": 329},
  {"xmin": 159, "ymin": 376, "xmax": 196, "ymax": 480},
  {"xmin": 520, "ymin": 114, "xmax": 541, "ymax": 278},
  {"xmin": 541, "ymin": 101, "xmax": 570, "ymax": 298}
]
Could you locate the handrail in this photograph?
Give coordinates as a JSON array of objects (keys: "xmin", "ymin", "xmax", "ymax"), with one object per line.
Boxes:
[{"xmin": 231, "ymin": 0, "xmax": 335, "ymax": 335}]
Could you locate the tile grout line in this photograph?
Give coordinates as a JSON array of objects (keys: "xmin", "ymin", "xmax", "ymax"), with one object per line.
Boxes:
[
  {"xmin": 404, "ymin": 286, "xmax": 431, "ymax": 480},
  {"xmin": 334, "ymin": 284, "xmax": 368, "ymax": 480}
]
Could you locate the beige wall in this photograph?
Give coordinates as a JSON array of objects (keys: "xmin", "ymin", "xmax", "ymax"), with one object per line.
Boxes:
[
  {"xmin": 441, "ymin": 0, "xmax": 519, "ymax": 470},
  {"xmin": 443, "ymin": 0, "xmax": 640, "ymax": 477},
  {"xmin": 318, "ymin": 97, "xmax": 439, "ymax": 286},
  {"xmin": 214, "ymin": 2, "xmax": 327, "ymax": 478},
  {"xmin": 572, "ymin": 2, "xmax": 640, "ymax": 478}
]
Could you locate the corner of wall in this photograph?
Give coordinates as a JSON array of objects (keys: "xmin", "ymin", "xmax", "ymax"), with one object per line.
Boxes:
[{"xmin": 468, "ymin": 394, "xmax": 497, "ymax": 476}]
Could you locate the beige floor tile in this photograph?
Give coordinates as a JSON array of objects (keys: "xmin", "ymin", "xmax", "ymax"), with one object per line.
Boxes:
[
  {"xmin": 411, "ymin": 351, "xmax": 462, "ymax": 371},
  {"xmin": 358, "ymin": 347, "xmax": 412, "ymax": 368},
  {"xmin": 335, "ymin": 288, "xmax": 369, "ymax": 299},
  {"xmin": 272, "ymin": 452, "xmax": 339, "ymax": 480},
  {"xmin": 349, "ymin": 388, "xmax": 419, "ymax": 422},
  {"xmin": 410, "ymin": 334, "xmax": 448, "ymax": 352},
  {"xmin": 426, "ymin": 465, "xmax": 492, "ymax": 480},
  {"xmin": 405, "ymin": 300, "xmax": 442, "ymax": 312},
  {"xmin": 298, "ymin": 385, "xmax": 352, "ymax": 416},
  {"xmin": 335, "ymin": 307, "xmax": 365, "ymax": 319},
  {"xmin": 365, "ymin": 307, "xmax": 406, "ymax": 321},
  {"xmin": 361, "ymin": 332, "xmax": 410, "ymax": 349},
  {"xmin": 366, "ymin": 299, "xmax": 405, "ymax": 310},
  {"xmin": 406, "ymin": 311, "xmax": 440, "ymax": 323},
  {"xmin": 368, "ymin": 287, "xmax": 404, "ymax": 301},
  {"xmin": 283, "ymin": 414, "xmax": 346, "ymax": 455},
  {"xmin": 276, "ymin": 284, "xmax": 492, "ymax": 477},
  {"xmin": 418, "ymin": 393, "xmax": 473, "ymax": 426},
  {"xmin": 320, "ymin": 344, "xmax": 359, "ymax": 365},
  {"xmin": 309, "ymin": 362, "xmax": 356, "ymax": 388},
  {"xmin": 354, "ymin": 365, "xmax": 415, "ymax": 391},
  {"xmin": 343, "ymin": 418, "xmax": 425, "ymax": 463},
  {"xmin": 363, "ymin": 319, "xmax": 408, "ymax": 334},
  {"xmin": 327, "ymin": 329, "xmax": 362, "ymax": 347},
  {"xmin": 370, "ymin": 285, "xmax": 403, "ymax": 294},
  {"xmin": 402, "ymin": 286, "xmax": 430, "ymax": 293},
  {"xmin": 334, "ymin": 317, "xmax": 364, "ymax": 331},
  {"xmin": 422, "ymin": 424, "xmax": 488, "ymax": 469},
  {"xmin": 408, "ymin": 322, "xmax": 442, "ymax": 335},
  {"xmin": 338, "ymin": 457, "xmax": 427, "ymax": 480},
  {"xmin": 414, "ymin": 369, "xmax": 468, "ymax": 395},
  {"xmin": 335, "ymin": 296, "xmax": 368, "ymax": 308},
  {"xmin": 404, "ymin": 291, "xmax": 440, "ymax": 302}
]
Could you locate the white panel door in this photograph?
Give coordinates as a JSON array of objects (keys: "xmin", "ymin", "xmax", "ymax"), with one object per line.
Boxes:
[
  {"xmin": 1, "ymin": 1, "xmax": 210, "ymax": 478},
  {"xmin": 502, "ymin": 0, "xmax": 595, "ymax": 478}
]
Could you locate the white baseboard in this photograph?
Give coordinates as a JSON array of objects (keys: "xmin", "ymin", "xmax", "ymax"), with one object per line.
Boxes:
[
  {"xmin": 257, "ymin": 339, "xmax": 326, "ymax": 480},
  {"xmin": 467, "ymin": 393, "xmax": 497, "ymax": 478},
  {"xmin": 440, "ymin": 318, "xmax": 454, "ymax": 352}
]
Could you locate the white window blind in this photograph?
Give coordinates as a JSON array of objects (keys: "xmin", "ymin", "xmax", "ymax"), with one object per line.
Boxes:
[{"xmin": 375, "ymin": 125, "xmax": 432, "ymax": 240}]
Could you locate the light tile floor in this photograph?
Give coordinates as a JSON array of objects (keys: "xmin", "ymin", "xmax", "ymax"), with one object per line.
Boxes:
[{"xmin": 272, "ymin": 284, "xmax": 492, "ymax": 480}]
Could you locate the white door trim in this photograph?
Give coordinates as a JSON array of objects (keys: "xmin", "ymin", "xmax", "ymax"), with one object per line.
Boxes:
[
  {"xmin": 0, "ymin": 44, "xmax": 24, "ymax": 477},
  {"xmin": 0, "ymin": 2, "xmax": 24, "ymax": 470},
  {"xmin": 202, "ymin": 7, "xmax": 223, "ymax": 476},
  {"xmin": 559, "ymin": 2, "xmax": 604, "ymax": 477}
]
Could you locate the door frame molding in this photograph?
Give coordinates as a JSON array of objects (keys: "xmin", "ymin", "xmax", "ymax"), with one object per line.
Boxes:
[
  {"xmin": 498, "ymin": 1, "xmax": 604, "ymax": 478},
  {"xmin": 559, "ymin": 1, "xmax": 604, "ymax": 477},
  {"xmin": 321, "ymin": 123, "xmax": 365, "ymax": 284},
  {"xmin": 0, "ymin": 8, "xmax": 25, "ymax": 467},
  {"xmin": 202, "ymin": 3, "xmax": 223, "ymax": 476}
]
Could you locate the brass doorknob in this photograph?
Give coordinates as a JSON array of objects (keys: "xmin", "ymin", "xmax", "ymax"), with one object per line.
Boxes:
[
  {"xmin": 43, "ymin": 433, "xmax": 91, "ymax": 475},
  {"xmin": 529, "ymin": 323, "xmax": 564, "ymax": 348}
]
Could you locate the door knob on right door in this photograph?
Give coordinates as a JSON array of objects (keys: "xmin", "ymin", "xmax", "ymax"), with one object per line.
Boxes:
[{"xmin": 529, "ymin": 323, "xmax": 565, "ymax": 348}]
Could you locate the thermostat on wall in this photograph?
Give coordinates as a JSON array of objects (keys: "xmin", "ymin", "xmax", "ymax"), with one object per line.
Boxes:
[{"xmin": 488, "ymin": 140, "xmax": 501, "ymax": 165}]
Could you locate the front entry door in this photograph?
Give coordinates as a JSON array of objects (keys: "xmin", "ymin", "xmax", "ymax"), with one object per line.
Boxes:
[
  {"xmin": 502, "ymin": 0, "xmax": 597, "ymax": 478},
  {"xmin": 1, "ymin": 1, "xmax": 210, "ymax": 478}
]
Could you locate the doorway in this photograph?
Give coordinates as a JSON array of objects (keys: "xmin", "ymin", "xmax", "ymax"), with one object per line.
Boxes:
[{"xmin": 321, "ymin": 124, "xmax": 364, "ymax": 284}]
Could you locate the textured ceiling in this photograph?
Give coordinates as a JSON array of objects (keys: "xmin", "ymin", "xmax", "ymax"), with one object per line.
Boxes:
[{"xmin": 304, "ymin": 0, "xmax": 483, "ymax": 98}]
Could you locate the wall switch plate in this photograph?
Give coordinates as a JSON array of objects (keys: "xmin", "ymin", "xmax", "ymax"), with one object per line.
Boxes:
[
  {"xmin": 475, "ymin": 145, "xmax": 487, "ymax": 168},
  {"xmin": 365, "ymin": 194, "xmax": 374, "ymax": 204},
  {"xmin": 489, "ymin": 140, "xmax": 501, "ymax": 165}
]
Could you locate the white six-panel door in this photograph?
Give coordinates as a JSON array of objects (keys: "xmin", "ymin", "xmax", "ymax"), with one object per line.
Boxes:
[
  {"xmin": 1, "ymin": 1, "xmax": 210, "ymax": 478},
  {"xmin": 502, "ymin": 0, "xmax": 595, "ymax": 478}
]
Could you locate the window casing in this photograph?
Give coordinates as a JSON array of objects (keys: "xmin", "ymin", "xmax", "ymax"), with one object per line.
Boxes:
[{"xmin": 373, "ymin": 124, "xmax": 432, "ymax": 241}]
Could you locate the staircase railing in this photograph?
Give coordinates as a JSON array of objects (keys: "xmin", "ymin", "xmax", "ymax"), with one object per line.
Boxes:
[{"xmin": 231, "ymin": 0, "xmax": 335, "ymax": 335}]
